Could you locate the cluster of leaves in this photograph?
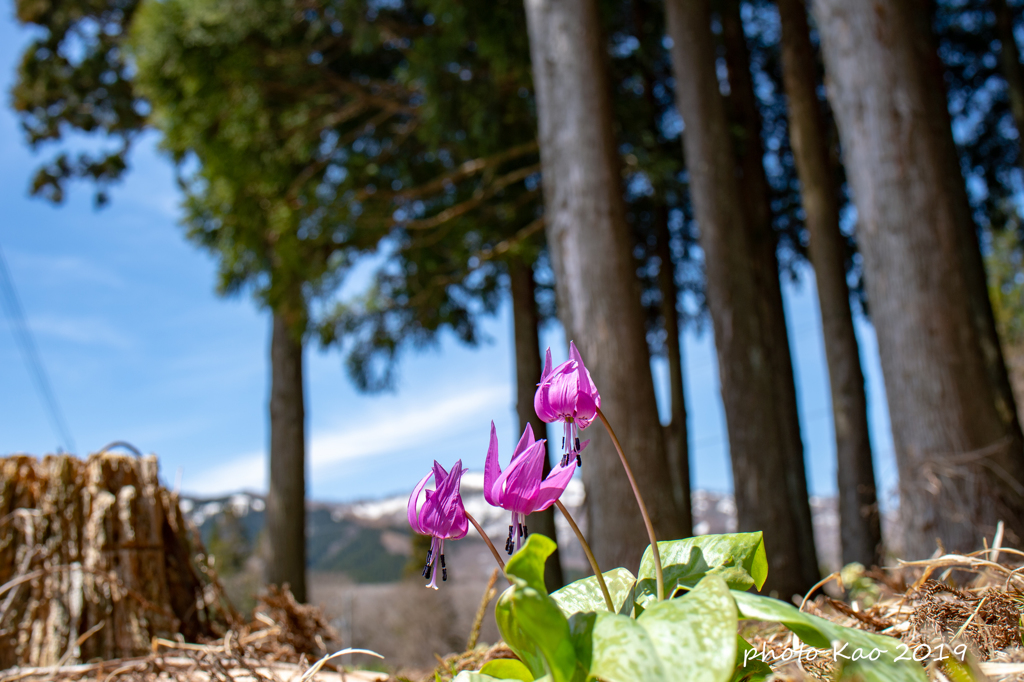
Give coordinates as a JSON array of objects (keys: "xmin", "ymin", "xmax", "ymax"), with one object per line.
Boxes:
[
  {"xmin": 456, "ymin": 533, "xmax": 927, "ymax": 682},
  {"xmin": 934, "ymin": 0, "xmax": 1024, "ymax": 227},
  {"xmin": 310, "ymin": 0, "xmax": 547, "ymax": 390},
  {"xmin": 129, "ymin": 0, "xmax": 422, "ymax": 318},
  {"xmin": 12, "ymin": 0, "xmax": 144, "ymax": 205}
]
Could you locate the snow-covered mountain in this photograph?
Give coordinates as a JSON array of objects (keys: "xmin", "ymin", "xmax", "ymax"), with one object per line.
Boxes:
[{"xmin": 179, "ymin": 482, "xmax": 844, "ymax": 584}]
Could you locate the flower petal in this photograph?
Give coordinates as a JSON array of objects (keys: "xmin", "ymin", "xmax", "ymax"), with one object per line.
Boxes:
[
  {"xmin": 494, "ymin": 441, "xmax": 546, "ymax": 514},
  {"xmin": 534, "ymin": 382, "xmax": 558, "ymax": 422},
  {"xmin": 483, "ymin": 422, "xmax": 502, "ymax": 506},
  {"xmin": 407, "ymin": 470, "xmax": 434, "ymax": 535},
  {"xmin": 511, "ymin": 423, "xmax": 536, "ymax": 460},
  {"xmin": 549, "ymin": 372, "xmax": 580, "ymax": 419},
  {"xmin": 534, "ymin": 457, "xmax": 577, "ymax": 511},
  {"xmin": 421, "ymin": 459, "xmax": 464, "ymax": 538},
  {"xmin": 540, "ymin": 347, "xmax": 553, "ymax": 382},
  {"xmin": 448, "ymin": 493, "xmax": 469, "ymax": 540}
]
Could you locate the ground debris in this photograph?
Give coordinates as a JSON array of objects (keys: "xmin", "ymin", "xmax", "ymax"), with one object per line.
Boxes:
[{"xmin": 740, "ymin": 545, "xmax": 1024, "ymax": 681}]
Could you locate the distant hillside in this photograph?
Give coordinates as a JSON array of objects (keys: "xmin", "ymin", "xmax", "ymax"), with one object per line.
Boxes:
[{"xmin": 181, "ymin": 476, "xmax": 847, "ymax": 585}]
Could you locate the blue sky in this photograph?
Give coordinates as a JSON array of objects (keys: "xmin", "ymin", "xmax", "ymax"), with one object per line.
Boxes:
[{"xmin": 0, "ymin": 6, "xmax": 898, "ymax": 505}]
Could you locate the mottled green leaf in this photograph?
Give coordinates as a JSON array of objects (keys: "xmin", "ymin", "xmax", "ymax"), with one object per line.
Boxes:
[
  {"xmin": 567, "ymin": 576, "xmax": 737, "ymax": 682},
  {"xmin": 636, "ymin": 533, "xmax": 768, "ymax": 610},
  {"xmin": 571, "ymin": 611, "xmax": 664, "ymax": 682},
  {"xmin": 550, "ymin": 568, "xmax": 636, "ymax": 617},
  {"xmin": 731, "ymin": 591, "xmax": 928, "ymax": 682},
  {"xmin": 478, "ymin": 658, "xmax": 535, "ymax": 681},
  {"xmin": 637, "ymin": 574, "xmax": 737, "ymax": 682}
]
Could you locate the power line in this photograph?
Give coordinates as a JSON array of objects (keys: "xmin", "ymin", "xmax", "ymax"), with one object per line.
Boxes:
[{"xmin": 0, "ymin": 244, "xmax": 76, "ymax": 454}]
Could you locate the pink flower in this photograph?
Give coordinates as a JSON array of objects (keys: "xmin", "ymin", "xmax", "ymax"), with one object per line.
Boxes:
[
  {"xmin": 483, "ymin": 421, "xmax": 579, "ymax": 554},
  {"xmin": 534, "ymin": 341, "xmax": 601, "ymax": 466},
  {"xmin": 408, "ymin": 460, "xmax": 469, "ymax": 589}
]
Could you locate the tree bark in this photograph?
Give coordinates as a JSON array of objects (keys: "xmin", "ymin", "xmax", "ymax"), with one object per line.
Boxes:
[
  {"xmin": 812, "ymin": 0, "xmax": 1024, "ymax": 557},
  {"xmin": 777, "ymin": 0, "xmax": 882, "ymax": 567},
  {"xmin": 267, "ymin": 309, "xmax": 307, "ymax": 602},
  {"xmin": 523, "ymin": 0, "xmax": 684, "ymax": 572},
  {"xmin": 993, "ymin": 0, "xmax": 1024, "ymax": 171},
  {"xmin": 0, "ymin": 453, "xmax": 221, "ymax": 667},
  {"xmin": 720, "ymin": 0, "xmax": 820, "ymax": 586},
  {"xmin": 654, "ymin": 209, "xmax": 692, "ymax": 533},
  {"xmin": 510, "ymin": 257, "xmax": 565, "ymax": 592},
  {"xmin": 664, "ymin": 0, "xmax": 819, "ymax": 598},
  {"xmin": 914, "ymin": 0, "xmax": 1024, "ymax": 462}
]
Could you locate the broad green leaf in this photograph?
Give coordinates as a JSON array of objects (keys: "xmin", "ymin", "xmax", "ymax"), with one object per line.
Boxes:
[
  {"xmin": 731, "ymin": 636, "xmax": 772, "ymax": 682},
  {"xmin": 506, "ymin": 533, "xmax": 556, "ymax": 594},
  {"xmin": 731, "ymin": 591, "xmax": 928, "ymax": 682},
  {"xmin": 637, "ymin": 575, "xmax": 737, "ymax": 682},
  {"xmin": 478, "ymin": 659, "xmax": 535, "ymax": 681},
  {"xmin": 495, "ymin": 535, "xmax": 578, "ymax": 682},
  {"xmin": 636, "ymin": 533, "xmax": 768, "ymax": 610},
  {"xmin": 453, "ymin": 673, "xmax": 552, "ymax": 682},
  {"xmin": 568, "ymin": 576, "xmax": 738, "ymax": 682},
  {"xmin": 570, "ymin": 611, "xmax": 664, "ymax": 682},
  {"xmin": 551, "ymin": 568, "xmax": 636, "ymax": 617}
]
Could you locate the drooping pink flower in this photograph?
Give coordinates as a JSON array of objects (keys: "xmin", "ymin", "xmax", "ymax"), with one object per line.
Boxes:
[
  {"xmin": 534, "ymin": 341, "xmax": 601, "ymax": 467},
  {"xmin": 483, "ymin": 422, "xmax": 579, "ymax": 555},
  {"xmin": 408, "ymin": 460, "xmax": 469, "ymax": 589}
]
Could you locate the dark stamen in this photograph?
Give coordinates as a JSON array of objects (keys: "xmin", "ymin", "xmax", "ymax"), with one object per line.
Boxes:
[
  {"xmin": 440, "ymin": 554, "xmax": 446, "ymax": 568},
  {"xmin": 575, "ymin": 437, "xmax": 581, "ymax": 452},
  {"xmin": 442, "ymin": 567, "xmax": 448, "ymax": 581},
  {"xmin": 422, "ymin": 563, "xmax": 432, "ymax": 579},
  {"xmin": 576, "ymin": 454, "xmax": 582, "ymax": 467},
  {"xmin": 561, "ymin": 437, "xmax": 565, "ymax": 450},
  {"xmin": 524, "ymin": 525, "xmax": 529, "ymax": 537}
]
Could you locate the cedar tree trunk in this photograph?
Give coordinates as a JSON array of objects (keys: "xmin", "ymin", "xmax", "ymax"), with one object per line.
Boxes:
[
  {"xmin": 777, "ymin": 0, "xmax": 882, "ymax": 567},
  {"xmin": 812, "ymin": 0, "xmax": 1024, "ymax": 557},
  {"xmin": 655, "ymin": 209, "xmax": 693, "ymax": 531},
  {"xmin": 664, "ymin": 0, "xmax": 819, "ymax": 598},
  {"xmin": 523, "ymin": 0, "xmax": 684, "ymax": 571},
  {"xmin": 267, "ymin": 309, "xmax": 307, "ymax": 602},
  {"xmin": 510, "ymin": 257, "xmax": 565, "ymax": 591},
  {"xmin": 720, "ymin": 0, "xmax": 820, "ymax": 584}
]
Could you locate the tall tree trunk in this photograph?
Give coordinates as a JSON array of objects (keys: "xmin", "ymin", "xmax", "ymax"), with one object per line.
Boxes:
[
  {"xmin": 914, "ymin": 0, "xmax": 1024, "ymax": 464},
  {"xmin": 266, "ymin": 309, "xmax": 307, "ymax": 602},
  {"xmin": 510, "ymin": 257, "xmax": 565, "ymax": 592},
  {"xmin": 720, "ymin": 0, "xmax": 820, "ymax": 585},
  {"xmin": 523, "ymin": 0, "xmax": 684, "ymax": 572},
  {"xmin": 777, "ymin": 0, "xmax": 882, "ymax": 567},
  {"xmin": 654, "ymin": 209, "xmax": 692, "ymax": 532},
  {"xmin": 812, "ymin": 0, "xmax": 1024, "ymax": 557},
  {"xmin": 993, "ymin": 0, "xmax": 1024, "ymax": 170},
  {"xmin": 664, "ymin": 0, "xmax": 819, "ymax": 598}
]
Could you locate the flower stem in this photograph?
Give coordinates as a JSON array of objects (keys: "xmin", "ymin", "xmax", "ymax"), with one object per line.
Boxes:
[
  {"xmin": 554, "ymin": 499, "xmax": 614, "ymax": 612},
  {"xmin": 465, "ymin": 511, "xmax": 511, "ymax": 583},
  {"xmin": 597, "ymin": 408, "xmax": 664, "ymax": 602}
]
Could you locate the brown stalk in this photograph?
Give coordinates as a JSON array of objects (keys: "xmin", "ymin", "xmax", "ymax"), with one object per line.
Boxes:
[
  {"xmin": 554, "ymin": 500, "xmax": 614, "ymax": 612},
  {"xmin": 597, "ymin": 408, "xmax": 664, "ymax": 602}
]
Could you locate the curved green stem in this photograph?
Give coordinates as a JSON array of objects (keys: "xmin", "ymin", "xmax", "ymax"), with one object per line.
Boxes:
[
  {"xmin": 465, "ymin": 511, "xmax": 512, "ymax": 585},
  {"xmin": 554, "ymin": 499, "xmax": 615, "ymax": 612},
  {"xmin": 597, "ymin": 408, "xmax": 664, "ymax": 602}
]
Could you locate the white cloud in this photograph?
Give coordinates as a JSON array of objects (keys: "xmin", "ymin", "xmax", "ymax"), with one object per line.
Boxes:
[{"xmin": 183, "ymin": 382, "xmax": 511, "ymax": 497}]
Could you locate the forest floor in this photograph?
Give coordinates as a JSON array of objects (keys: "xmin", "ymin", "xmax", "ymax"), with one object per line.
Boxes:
[{"xmin": 5, "ymin": 547, "xmax": 1024, "ymax": 681}]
